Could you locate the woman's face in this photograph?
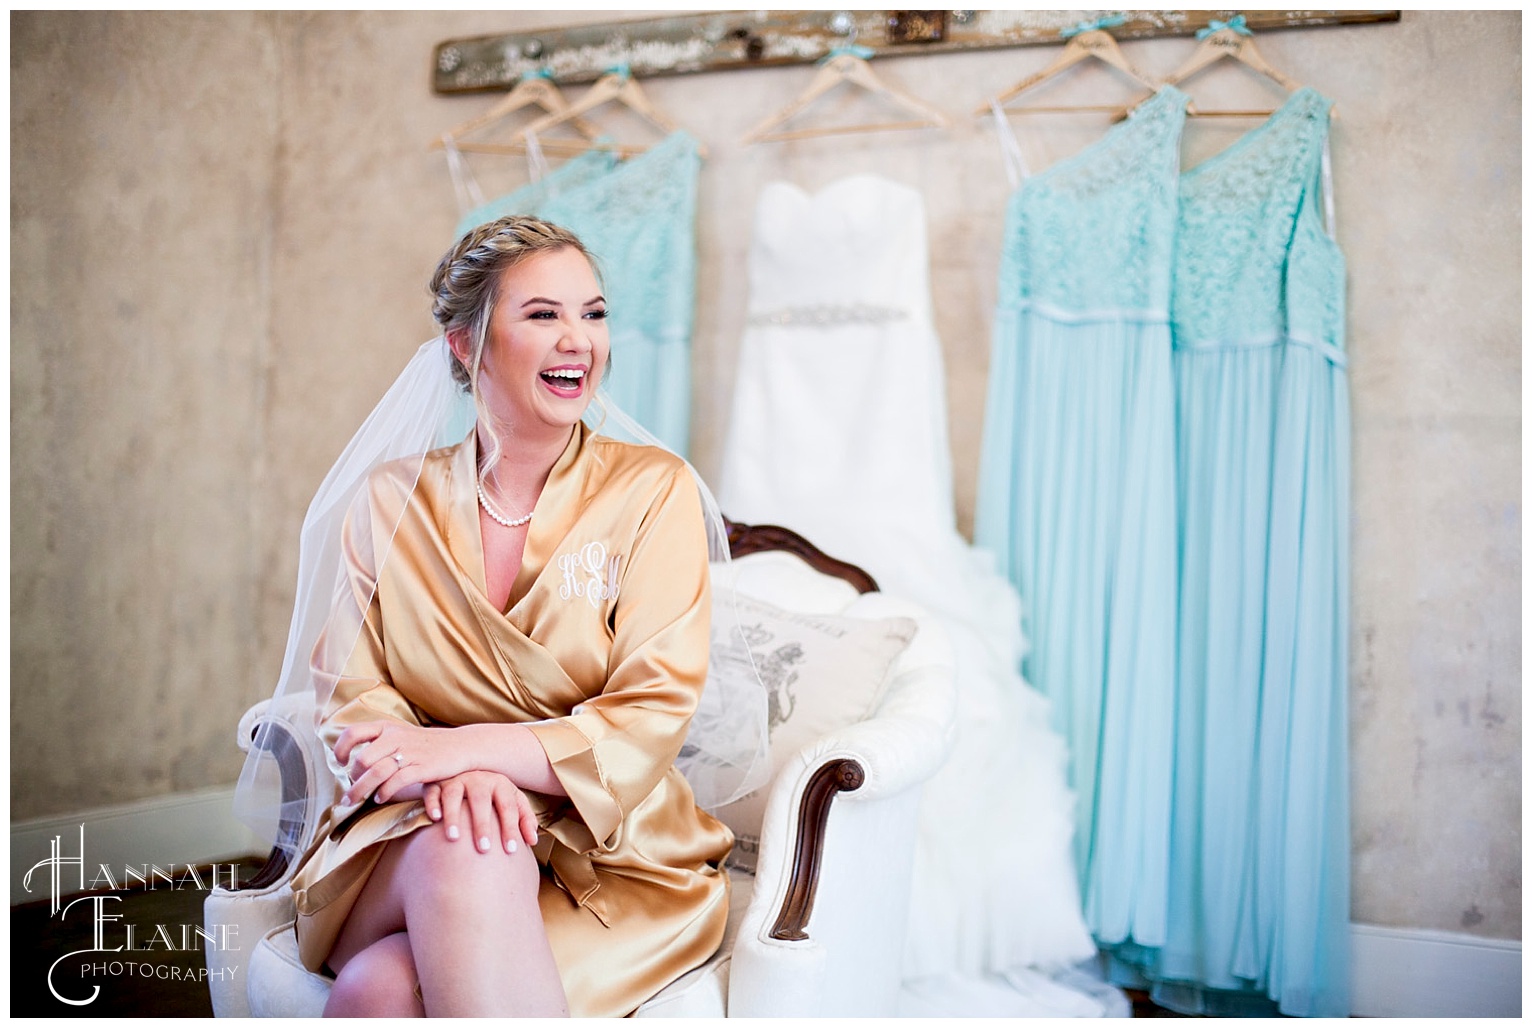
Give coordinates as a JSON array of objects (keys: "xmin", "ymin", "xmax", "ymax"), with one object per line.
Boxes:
[{"xmin": 475, "ymin": 246, "xmax": 609, "ymax": 437}]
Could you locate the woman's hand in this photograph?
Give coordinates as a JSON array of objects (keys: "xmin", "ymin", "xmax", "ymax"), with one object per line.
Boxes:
[
  {"xmin": 425, "ymin": 771, "xmax": 540, "ymax": 855},
  {"xmin": 333, "ymin": 721, "xmax": 469, "ymax": 805}
]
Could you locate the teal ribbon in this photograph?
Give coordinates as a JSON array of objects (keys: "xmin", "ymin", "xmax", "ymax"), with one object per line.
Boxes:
[
  {"xmin": 1060, "ymin": 13, "xmax": 1127, "ymax": 38},
  {"xmin": 519, "ymin": 68, "xmax": 555, "ymax": 82},
  {"xmin": 1197, "ymin": 14, "xmax": 1252, "ymax": 39},
  {"xmin": 821, "ymin": 43, "xmax": 875, "ymax": 62},
  {"xmin": 606, "ymin": 62, "xmax": 631, "ymax": 79}
]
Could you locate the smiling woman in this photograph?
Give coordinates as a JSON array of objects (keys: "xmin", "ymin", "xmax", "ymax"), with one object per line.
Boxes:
[
  {"xmin": 245, "ymin": 216, "xmax": 747, "ymax": 1017},
  {"xmin": 440, "ymin": 232, "xmax": 613, "ymax": 611},
  {"xmin": 437, "ymin": 221, "xmax": 608, "ymax": 480}
]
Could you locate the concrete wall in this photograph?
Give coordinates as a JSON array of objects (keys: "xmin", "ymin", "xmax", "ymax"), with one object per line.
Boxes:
[
  {"xmin": 12, "ymin": 11, "xmax": 279, "ymax": 807},
  {"xmin": 11, "ymin": 10, "xmax": 1519, "ymax": 942}
]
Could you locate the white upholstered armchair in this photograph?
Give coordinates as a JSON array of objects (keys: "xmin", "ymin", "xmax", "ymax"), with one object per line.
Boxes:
[{"xmin": 204, "ymin": 520, "xmax": 957, "ymax": 1017}]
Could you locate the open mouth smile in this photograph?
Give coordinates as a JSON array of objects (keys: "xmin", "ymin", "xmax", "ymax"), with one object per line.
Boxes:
[{"xmin": 540, "ymin": 367, "xmax": 587, "ymax": 396}]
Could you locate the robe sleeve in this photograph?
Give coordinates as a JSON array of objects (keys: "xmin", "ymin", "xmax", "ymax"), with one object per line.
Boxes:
[
  {"xmin": 311, "ymin": 471, "xmax": 425, "ymax": 782},
  {"xmin": 525, "ymin": 462, "xmax": 711, "ymax": 851}
]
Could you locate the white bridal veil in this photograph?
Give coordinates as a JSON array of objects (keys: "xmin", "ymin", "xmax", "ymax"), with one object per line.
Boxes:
[{"xmin": 233, "ymin": 336, "xmax": 768, "ymax": 863}]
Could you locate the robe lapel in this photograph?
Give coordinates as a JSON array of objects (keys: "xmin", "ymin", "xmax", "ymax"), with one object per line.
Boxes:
[
  {"xmin": 510, "ymin": 422, "xmax": 592, "ymax": 611},
  {"xmin": 440, "ymin": 429, "xmax": 590, "ymax": 719}
]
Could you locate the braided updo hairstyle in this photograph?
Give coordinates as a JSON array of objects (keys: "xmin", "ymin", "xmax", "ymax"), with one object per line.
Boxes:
[{"xmin": 429, "ymin": 215, "xmax": 602, "ymax": 473}]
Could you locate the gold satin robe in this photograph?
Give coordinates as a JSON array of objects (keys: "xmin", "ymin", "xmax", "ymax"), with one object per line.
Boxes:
[{"xmin": 289, "ymin": 423, "xmax": 732, "ymax": 1017}]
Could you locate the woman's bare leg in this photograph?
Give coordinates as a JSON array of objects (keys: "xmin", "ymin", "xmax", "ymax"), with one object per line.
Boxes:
[
  {"xmin": 324, "ymin": 931, "xmax": 423, "ymax": 1016},
  {"xmin": 324, "ymin": 827, "xmax": 568, "ymax": 1017}
]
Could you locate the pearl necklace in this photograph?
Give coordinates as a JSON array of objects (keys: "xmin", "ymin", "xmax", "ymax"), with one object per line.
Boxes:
[{"xmin": 476, "ymin": 477, "xmax": 533, "ymax": 528}]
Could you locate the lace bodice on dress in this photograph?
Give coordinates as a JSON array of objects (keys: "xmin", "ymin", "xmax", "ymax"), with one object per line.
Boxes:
[
  {"xmin": 997, "ymin": 87, "xmax": 1188, "ymax": 315},
  {"xmin": 535, "ymin": 133, "xmax": 701, "ymax": 353},
  {"xmin": 1175, "ymin": 88, "xmax": 1344, "ymax": 355}
]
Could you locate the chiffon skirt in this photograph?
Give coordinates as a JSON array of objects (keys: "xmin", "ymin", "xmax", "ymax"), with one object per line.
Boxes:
[
  {"xmin": 975, "ymin": 306, "xmax": 1178, "ymax": 951},
  {"xmin": 1109, "ymin": 336, "xmax": 1350, "ymax": 1017}
]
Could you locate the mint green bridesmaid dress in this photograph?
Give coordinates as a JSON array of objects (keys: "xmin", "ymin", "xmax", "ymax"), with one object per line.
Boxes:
[
  {"xmin": 1125, "ymin": 86, "xmax": 1350, "ymax": 1018},
  {"xmin": 975, "ymin": 86, "xmax": 1188, "ymax": 954},
  {"xmin": 979, "ymin": 82, "xmax": 1350, "ymax": 1017}
]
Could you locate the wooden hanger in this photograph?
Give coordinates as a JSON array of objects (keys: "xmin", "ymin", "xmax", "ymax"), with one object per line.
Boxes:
[
  {"xmin": 742, "ymin": 44, "xmax": 949, "ymax": 144},
  {"xmin": 1162, "ymin": 16, "xmax": 1310, "ymax": 118},
  {"xmin": 429, "ymin": 71, "xmax": 609, "ymax": 158},
  {"xmin": 510, "ymin": 66, "xmax": 705, "ymax": 157},
  {"xmin": 975, "ymin": 15, "xmax": 1159, "ymax": 117},
  {"xmin": 431, "ymin": 72, "xmax": 598, "ymax": 149}
]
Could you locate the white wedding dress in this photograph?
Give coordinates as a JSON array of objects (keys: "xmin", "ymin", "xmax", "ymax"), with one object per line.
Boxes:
[{"xmin": 718, "ymin": 175, "xmax": 1125, "ymax": 1016}]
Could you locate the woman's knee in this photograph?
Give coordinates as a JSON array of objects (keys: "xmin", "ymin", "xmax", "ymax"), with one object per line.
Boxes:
[
  {"xmin": 402, "ymin": 826, "xmax": 542, "ymax": 904},
  {"xmin": 325, "ymin": 932, "xmax": 423, "ymax": 1017}
]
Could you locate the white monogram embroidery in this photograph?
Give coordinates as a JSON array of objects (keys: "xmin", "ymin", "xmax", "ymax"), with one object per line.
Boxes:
[{"xmin": 557, "ymin": 541, "xmax": 622, "ymax": 609}]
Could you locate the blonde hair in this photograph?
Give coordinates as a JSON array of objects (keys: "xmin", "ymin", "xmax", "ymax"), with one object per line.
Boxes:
[{"xmin": 429, "ymin": 215, "xmax": 601, "ymax": 474}]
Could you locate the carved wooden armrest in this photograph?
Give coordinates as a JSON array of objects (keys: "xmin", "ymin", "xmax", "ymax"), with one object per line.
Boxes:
[
  {"xmin": 722, "ymin": 517, "xmax": 885, "ymax": 942},
  {"xmin": 240, "ymin": 718, "xmax": 313, "ymax": 891},
  {"xmin": 769, "ymin": 757, "xmax": 865, "ymax": 941}
]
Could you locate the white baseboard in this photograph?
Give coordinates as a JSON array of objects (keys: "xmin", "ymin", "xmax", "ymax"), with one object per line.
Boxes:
[
  {"xmin": 1351, "ymin": 922, "xmax": 1521, "ymax": 1017},
  {"xmin": 11, "ymin": 786, "xmax": 265, "ymax": 906}
]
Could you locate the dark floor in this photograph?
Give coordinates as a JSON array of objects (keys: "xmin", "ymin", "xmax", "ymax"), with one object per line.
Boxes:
[
  {"xmin": 13, "ymin": 857, "xmax": 1189, "ymax": 1017},
  {"xmin": 1127, "ymin": 989, "xmax": 1194, "ymax": 1017},
  {"xmin": 11, "ymin": 857, "xmax": 266, "ymax": 1017}
]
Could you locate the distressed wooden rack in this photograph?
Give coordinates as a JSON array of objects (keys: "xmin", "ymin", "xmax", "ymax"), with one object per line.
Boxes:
[{"xmin": 432, "ymin": 10, "xmax": 1401, "ymax": 94}]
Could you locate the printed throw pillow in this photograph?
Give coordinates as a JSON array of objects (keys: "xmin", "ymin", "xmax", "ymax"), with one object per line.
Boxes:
[{"xmin": 707, "ymin": 589, "xmax": 918, "ymax": 872}]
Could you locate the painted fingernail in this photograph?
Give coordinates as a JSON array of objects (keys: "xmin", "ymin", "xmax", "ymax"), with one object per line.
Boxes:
[
  {"xmin": 478, "ymin": 836, "xmax": 491, "ymax": 853},
  {"xmin": 447, "ymin": 825, "xmax": 459, "ymax": 841},
  {"xmin": 505, "ymin": 839, "xmax": 517, "ymax": 854},
  {"xmin": 429, "ymin": 808, "xmax": 441, "ymax": 820}
]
